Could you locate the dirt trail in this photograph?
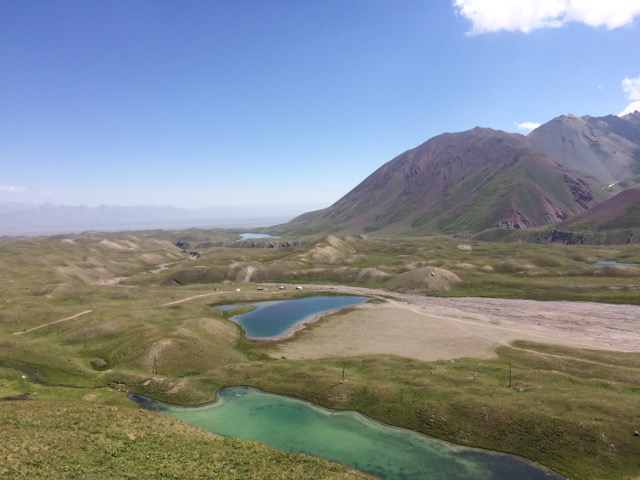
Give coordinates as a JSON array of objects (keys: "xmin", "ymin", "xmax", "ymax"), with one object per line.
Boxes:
[
  {"xmin": 267, "ymin": 285, "xmax": 640, "ymax": 362},
  {"xmin": 504, "ymin": 344, "xmax": 639, "ymax": 370},
  {"xmin": 160, "ymin": 291, "xmax": 224, "ymax": 306},
  {"xmin": 13, "ymin": 310, "xmax": 93, "ymax": 335}
]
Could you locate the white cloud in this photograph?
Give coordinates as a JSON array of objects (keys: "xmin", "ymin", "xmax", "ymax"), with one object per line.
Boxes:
[
  {"xmin": 566, "ymin": 1, "xmax": 640, "ymax": 29},
  {"xmin": 0, "ymin": 185, "xmax": 26, "ymax": 193},
  {"xmin": 516, "ymin": 121, "xmax": 541, "ymax": 133},
  {"xmin": 618, "ymin": 74, "xmax": 640, "ymax": 116},
  {"xmin": 619, "ymin": 100, "xmax": 640, "ymax": 116},
  {"xmin": 622, "ymin": 75, "xmax": 640, "ymax": 100},
  {"xmin": 453, "ymin": 0, "xmax": 640, "ymax": 34}
]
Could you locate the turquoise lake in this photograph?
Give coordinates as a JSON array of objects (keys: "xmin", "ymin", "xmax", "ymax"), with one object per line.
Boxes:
[
  {"xmin": 218, "ymin": 295, "xmax": 370, "ymax": 339},
  {"xmin": 131, "ymin": 387, "xmax": 564, "ymax": 480}
]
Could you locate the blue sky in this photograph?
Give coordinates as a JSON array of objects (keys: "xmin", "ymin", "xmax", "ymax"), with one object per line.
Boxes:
[{"xmin": 2, "ymin": 0, "xmax": 640, "ymax": 213}]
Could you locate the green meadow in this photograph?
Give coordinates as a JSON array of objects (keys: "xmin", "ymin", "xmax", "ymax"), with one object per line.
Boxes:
[{"xmin": 1, "ymin": 230, "xmax": 640, "ymax": 479}]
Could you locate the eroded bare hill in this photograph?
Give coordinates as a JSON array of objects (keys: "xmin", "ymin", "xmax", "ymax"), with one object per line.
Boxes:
[{"xmin": 280, "ymin": 128, "xmax": 605, "ymax": 236}]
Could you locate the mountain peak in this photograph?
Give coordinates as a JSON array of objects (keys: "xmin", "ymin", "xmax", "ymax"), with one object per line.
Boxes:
[
  {"xmin": 529, "ymin": 112, "xmax": 640, "ymax": 187},
  {"xmin": 279, "ymin": 127, "xmax": 604, "ymax": 236}
]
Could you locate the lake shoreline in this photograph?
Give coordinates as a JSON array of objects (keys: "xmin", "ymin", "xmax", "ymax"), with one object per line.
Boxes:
[
  {"xmin": 223, "ymin": 295, "xmax": 370, "ymax": 340},
  {"xmin": 130, "ymin": 386, "xmax": 567, "ymax": 479}
]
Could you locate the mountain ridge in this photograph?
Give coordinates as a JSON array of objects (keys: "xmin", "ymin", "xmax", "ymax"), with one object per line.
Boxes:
[
  {"xmin": 0, "ymin": 203, "xmax": 297, "ymax": 236},
  {"xmin": 275, "ymin": 110, "xmax": 640, "ymax": 238},
  {"xmin": 5, "ymin": 110, "xmax": 640, "ymax": 239},
  {"xmin": 529, "ymin": 112, "xmax": 640, "ymax": 187},
  {"xmin": 278, "ymin": 127, "xmax": 606, "ymax": 236}
]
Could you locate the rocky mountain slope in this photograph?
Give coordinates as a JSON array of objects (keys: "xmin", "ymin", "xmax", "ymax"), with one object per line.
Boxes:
[
  {"xmin": 278, "ymin": 128, "xmax": 607, "ymax": 236},
  {"xmin": 529, "ymin": 111, "xmax": 640, "ymax": 188}
]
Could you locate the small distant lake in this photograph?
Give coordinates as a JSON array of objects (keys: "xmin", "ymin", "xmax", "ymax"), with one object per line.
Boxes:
[
  {"xmin": 131, "ymin": 387, "xmax": 565, "ymax": 480},
  {"xmin": 238, "ymin": 233, "xmax": 278, "ymax": 240},
  {"xmin": 593, "ymin": 260, "xmax": 634, "ymax": 267},
  {"xmin": 218, "ymin": 296, "xmax": 369, "ymax": 340}
]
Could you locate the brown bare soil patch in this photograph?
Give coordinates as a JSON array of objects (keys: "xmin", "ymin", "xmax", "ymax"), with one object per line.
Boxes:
[
  {"xmin": 268, "ymin": 285, "xmax": 640, "ymax": 362},
  {"xmin": 1, "ymin": 393, "xmax": 29, "ymax": 401}
]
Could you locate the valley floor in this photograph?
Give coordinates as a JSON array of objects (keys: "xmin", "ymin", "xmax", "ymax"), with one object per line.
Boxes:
[{"xmin": 266, "ymin": 285, "xmax": 640, "ymax": 361}]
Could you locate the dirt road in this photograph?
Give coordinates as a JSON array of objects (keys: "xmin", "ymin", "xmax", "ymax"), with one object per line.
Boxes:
[{"xmin": 267, "ymin": 285, "xmax": 640, "ymax": 362}]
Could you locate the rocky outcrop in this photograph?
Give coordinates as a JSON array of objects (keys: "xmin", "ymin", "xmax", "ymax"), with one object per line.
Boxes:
[
  {"xmin": 563, "ymin": 174, "xmax": 596, "ymax": 209},
  {"xmin": 496, "ymin": 210, "xmax": 533, "ymax": 229},
  {"xmin": 525, "ymin": 230, "xmax": 586, "ymax": 245}
]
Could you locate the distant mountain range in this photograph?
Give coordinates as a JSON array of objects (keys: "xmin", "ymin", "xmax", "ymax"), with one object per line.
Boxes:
[
  {"xmin": 0, "ymin": 203, "xmax": 296, "ymax": 236},
  {"xmin": 5, "ymin": 111, "xmax": 640, "ymax": 241},
  {"xmin": 276, "ymin": 110, "xmax": 640, "ymax": 241}
]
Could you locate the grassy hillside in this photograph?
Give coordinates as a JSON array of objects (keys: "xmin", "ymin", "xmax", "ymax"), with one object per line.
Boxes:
[
  {"xmin": 2, "ymin": 231, "xmax": 640, "ymax": 478},
  {"xmin": 161, "ymin": 233, "xmax": 640, "ymax": 304},
  {"xmin": 478, "ymin": 188, "xmax": 640, "ymax": 246},
  {"xmin": 0, "ymin": 373, "xmax": 371, "ymax": 480}
]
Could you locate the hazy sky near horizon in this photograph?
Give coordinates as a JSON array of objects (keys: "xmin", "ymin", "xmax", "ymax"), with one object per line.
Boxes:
[{"xmin": 2, "ymin": 0, "xmax": 640, "ymax": 212}]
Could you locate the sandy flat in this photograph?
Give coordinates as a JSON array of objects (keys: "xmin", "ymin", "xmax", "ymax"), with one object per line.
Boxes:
[{"xmin": 267, "ymin": 285, "xmax": 640, "ymax": 361}]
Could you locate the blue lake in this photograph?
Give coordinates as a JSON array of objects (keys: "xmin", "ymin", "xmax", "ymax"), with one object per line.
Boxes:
[
  {"xmin": 218, "ymin": 295, "xmax": 370, "ymax": 340},
  {"xmin": 238, "ymin": 233, "xmax": 278, "ymax": 240},
  {"xmin": 131, "ymin": 387, "xmax": 564, "ymax": 480}
]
